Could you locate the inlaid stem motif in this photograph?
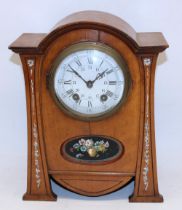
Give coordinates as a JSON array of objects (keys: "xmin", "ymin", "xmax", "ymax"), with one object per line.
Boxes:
[
  {"xmin": 27, "ymin": 59, "xmax": 41, "ymax": 189},
  {"xmin": 143, "ymin": 58, "xmax": 151, "ymax": 191}
]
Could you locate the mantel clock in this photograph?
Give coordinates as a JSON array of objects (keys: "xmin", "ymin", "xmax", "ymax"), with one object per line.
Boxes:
[{"xmin": 9, "ymin": 11, "xmax": 168, "ymax": 202}]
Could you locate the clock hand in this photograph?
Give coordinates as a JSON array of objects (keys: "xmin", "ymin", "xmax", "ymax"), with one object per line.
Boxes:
[
  {"xmin": 68, "ymin": 64, "xmax": 87, "ymax": 84},
  {"xmin": 92, "ymin": 68, "xmax": 108, "ymax": 84}
]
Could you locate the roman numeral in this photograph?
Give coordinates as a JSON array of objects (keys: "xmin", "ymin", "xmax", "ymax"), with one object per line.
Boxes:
[
  {"xmin": 64, "ymin": 89, "xmax": 74, "ymax": 97},
  {"xmin": 64, "ymin": 80, "xmax": 71, "ymax": 84},
  {"xmin": 96, "ymin": 60, "xmax": 104, "ymax": 71},
  {"xmin": 87, "ymin": 52, "xmax": 93, "ymax": 64},
  {"xmin": 99, "ymin": 60, "xmax": 104, "ymax": 68},
  {"xmin": 88, "ymin": 101, "xmax": 92, "ymax": 108},
  {"xmin": 74, "ymin": 57, "xmax": 82, "ymax": 66},
  {"xmin": 106, "ymin": 69, "xmax": 114, "ymax": 75},
  {"xmin": 66, "ymin": 69, "xmax": 73, "ymax": 73},
  {"xmin": 114, "ymin": 94, "xmax": 119, "ymax": 100},
  {"xmin": 67, "ymin": 64, "xmax": 75, "ymax": 72},
  {"xmin": 78, "ymin": 100, "xmax": 82, "ymax": 105},
  {"xmin": 109, "ymin": 81, "xmax": 117, "ymax": 85},
  {"xmin": 88, "ymin": 57, "xmax": 93, "ymax": 64},
  {"xmin": 106, "ymin": 90, "xmax": 114, "ymax": 97}
]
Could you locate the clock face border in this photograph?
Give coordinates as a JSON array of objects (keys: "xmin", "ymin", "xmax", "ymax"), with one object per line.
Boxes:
[{"xmin": 48, "ymin": 42, "xmax": 131, "ymax": 121}]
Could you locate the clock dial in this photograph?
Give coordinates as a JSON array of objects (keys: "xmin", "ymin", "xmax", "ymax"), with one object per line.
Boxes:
[{"xmin": 52, "ymin": 43, "xmax": 129, "ymax": 119}]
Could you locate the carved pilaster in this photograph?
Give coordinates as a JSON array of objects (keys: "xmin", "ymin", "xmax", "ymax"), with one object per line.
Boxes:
[
  {"xmin": 21, "ymin": 56, "xmax": 56, "ymax": 201},
  {"xmin": 129, "ymin": 56, "xmax": 163, "ymax": 202},
  {"xmin": 28, "ymin": 59, "xmax": 42, "ymax": 190},
  {"xmin": 142, "ymin": 58, "xmax": 152, "ymax": 193}
]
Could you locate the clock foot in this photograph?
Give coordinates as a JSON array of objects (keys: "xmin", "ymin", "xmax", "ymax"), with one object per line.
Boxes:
[
  {"xmin": 23, "ymin": 192, "xmax": 57, "ymax": 201},
  {"xmin": 129, "ymin": 194, "xmax": 163, "ymax": 203}
]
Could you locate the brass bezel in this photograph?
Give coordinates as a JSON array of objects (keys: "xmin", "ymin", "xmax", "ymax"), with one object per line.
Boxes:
[{"xmin": 49, "ymin": 42, "xmax": 131, "ymax": 121}]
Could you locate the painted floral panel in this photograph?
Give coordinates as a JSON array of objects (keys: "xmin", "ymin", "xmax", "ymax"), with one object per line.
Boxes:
[{"xmin": 62, "ymin": 136, "xmax": 123, "ymax": 163}]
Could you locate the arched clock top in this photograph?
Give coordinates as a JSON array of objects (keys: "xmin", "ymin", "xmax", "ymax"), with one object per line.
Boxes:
[
  {"xmin": 51, "ymin": 11, "xmax": 137, "ymax": 38},
  {"xmin": 9, "ymin": 11, "xmax": 168, "ymax": 54}
]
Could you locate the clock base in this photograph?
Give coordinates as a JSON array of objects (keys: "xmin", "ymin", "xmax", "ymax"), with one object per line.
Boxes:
[
  {"xmin": 23, "ymin": 193, "xmax": 57, "ymax": 201},
  {"xmin": 51, "ymin": 173, "xmax": 133, "ymax": 196},
  {"xmin": 129, "ymin": 194, "xmax": 163, "ymax": 203}
]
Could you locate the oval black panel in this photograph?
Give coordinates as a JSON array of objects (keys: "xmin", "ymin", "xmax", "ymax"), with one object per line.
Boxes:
[{"xmin": 61, "ymin": 136, "xmax": 124, "ymax": 164}]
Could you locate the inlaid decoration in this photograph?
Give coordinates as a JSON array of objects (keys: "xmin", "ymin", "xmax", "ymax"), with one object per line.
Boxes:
[
  {"xmin": 143, "ymin": 57, "xmax": 152, "ymax": 191},
  {"xmin": 62, "ymin": 136, "xmax": 123, "ymax": 164},
  {"xmin": 27, "ymin": 59, "xmax": 41, "ymax": 189}
]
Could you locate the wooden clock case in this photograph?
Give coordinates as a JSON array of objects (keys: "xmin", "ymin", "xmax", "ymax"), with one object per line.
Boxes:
[{"xmin": 9, "ymin": 11, "xmax": 168, "ymax": 202}]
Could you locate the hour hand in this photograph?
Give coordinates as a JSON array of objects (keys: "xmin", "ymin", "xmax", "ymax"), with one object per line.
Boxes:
[{"xmin": 92, "ymin": 68, "xmax": 108, "ymax": 83}]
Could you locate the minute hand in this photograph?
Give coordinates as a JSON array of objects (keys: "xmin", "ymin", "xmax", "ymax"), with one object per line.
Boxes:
[
  {"xmin": 68, "ymin": 65, "xmax": 87, "ymax": 84},
  {"xmin": 92, "ymin": 69, "xmax": 108, "ymax": 84}
]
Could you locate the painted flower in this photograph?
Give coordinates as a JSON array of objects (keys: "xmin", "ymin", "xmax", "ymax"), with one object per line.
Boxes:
[
  {"xmin": 94, "ymin": 141, "xmax": 100, "ymax": 146},
  {"xmin": 85, "ymin": 139, "xmax": 94, "ymax": 148},
  {"xmin": 80, "ymin": 145, "xmax": 87, "ymax": 152},
  {"xmin": 98, "ymin": 144, "xmax": 106, "ymax": 152},
  {"xmin": 79, "ymin": 138, "xmax": 86, "ymax": 145},
  {"xmin": 104, "ymin": 141, "xmax": 109, "ymax": 148},
  {"xmin": 95, "ymin": 145, "xmax": 100, "ymax": 152},
  {"xmin": 72, "ymin": 138, "xmax": 110, "ymax": 159},
  {"xmin": 73, "ymin": 143, "xmax": 80, "ymax": 149},
  {"xmin": 99, "ymin": 140, "xmax": 104, "ymax": 145},
  {"xmin": 76, "ymin": 153, "xmax": 84, "ymax": 158}
]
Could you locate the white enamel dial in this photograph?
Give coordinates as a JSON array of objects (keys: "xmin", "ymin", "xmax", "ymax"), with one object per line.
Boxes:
[{"xmin": 53, "ymin": 43, "xmax": 127, "ymax": 119}]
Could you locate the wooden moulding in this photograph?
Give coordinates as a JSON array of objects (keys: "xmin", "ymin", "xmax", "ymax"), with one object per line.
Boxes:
[
  {"xmin": 9, "ymin": 11, "xmax": 168, "ymax": 202},
  {"xmin": 9, "ymin": 11, "xmax": 168, "ymax": 54}
]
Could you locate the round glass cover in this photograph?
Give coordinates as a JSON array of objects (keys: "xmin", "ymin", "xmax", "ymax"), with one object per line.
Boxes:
[{"xmin": 51, "ymin": 42, "xmax": 130, "ymax": 120}]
